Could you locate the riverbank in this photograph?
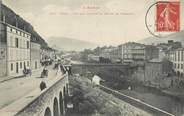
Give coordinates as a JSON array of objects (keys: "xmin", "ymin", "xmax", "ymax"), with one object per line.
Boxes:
[
  {"xmin": 67, "ymin": 75, "xmax": 151, "ymax": 116},
  {"xmin": 101, "ymin": 80, "xmax": 184, "ymax": 116}
]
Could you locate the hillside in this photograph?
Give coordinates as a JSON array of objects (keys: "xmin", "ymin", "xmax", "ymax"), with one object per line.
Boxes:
[
  {"xmin": 47, "ymin": 37, "xmax": 98, "ymax": 51},
  {"xmin": 138, "ymin": 30, "xmax": 184, "ymax": 45},
  {"xmin": 0, "ymin": 4, "xmax": 48, "ymax": 48}
]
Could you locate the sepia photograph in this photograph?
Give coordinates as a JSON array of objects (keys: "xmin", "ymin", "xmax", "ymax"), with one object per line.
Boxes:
[{"xmin": 0, "ymin": 0, "xmax": 184, "ymax": 116}]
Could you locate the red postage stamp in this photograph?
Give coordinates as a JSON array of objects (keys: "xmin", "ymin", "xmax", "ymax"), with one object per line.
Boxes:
[{"xmin": 156, "ymin": 1, "xmax": 180, "ymax": 32}]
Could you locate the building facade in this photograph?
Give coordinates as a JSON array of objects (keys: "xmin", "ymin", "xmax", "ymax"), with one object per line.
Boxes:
[
  {"xmin": 31, "ymin": 42, "xmax": 41, "ymax": 71},
  {"xmin": 0, "ymin": 22, "xmax": 31, "ymax": 77},
  {"xmin": 172, "ymin": 48, "xmax": 184, "ymax": 76},
  {"xmin": 100, "ymin": 48, "xmax": 111, "ymax": 59},
  {"xmin": 109, "ymin": 47, "xmax": 120, "ymax": 62},
  {"xmin": 0, "ymin": 22, "xmax": 7, "ymax": 77},
  {"xmin": 88, "ymin": 54, "xmax": 100, "ymax": 62},
  {"xmin": 118, "ymin": 45, "xmax": 123, "ymax": 60},
  {"xmin": 119, "ymin": 42, "xmax": 159, "ymax": 64},
  {"xmin": 145, "ymin": 59, "xmax": 173, "ymax": 83},
  {"xmin": 99, "ymin": 47, "xmax": 120, "ymax": 63},
  {"xmin": 157, "ymin": 40, "xmax": 182, "ymax": 60}
]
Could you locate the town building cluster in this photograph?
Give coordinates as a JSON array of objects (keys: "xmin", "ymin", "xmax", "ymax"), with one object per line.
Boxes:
[
  {"xmin": 88, "ymin": 40, "xmax": 184, "ymax": 80},
  {"xmin": 0, "ymin": 18, "xmax": 56, "ymax": 78}
]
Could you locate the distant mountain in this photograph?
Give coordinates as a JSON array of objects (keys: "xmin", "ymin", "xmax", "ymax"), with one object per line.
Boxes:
[
  {"xmin": 47, "ymin": 37, "xmax": 98, "ymax": 51},
  {"xmin": 138, "ymin": 30, "xmax": 184, "ymax": 45}
]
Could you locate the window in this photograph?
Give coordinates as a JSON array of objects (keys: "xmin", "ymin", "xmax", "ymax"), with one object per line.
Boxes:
[
  {"xmin": 10, "ymin": 28, "xmax": 12, "ymax": 32},
  {"xmin": 35, "ymin": 61, "xmax": 37, "ymax": 69},
  {"xmin": 27, "ymin": 61, "xmax": 29, "ymax": 66},
  {"xmin": 24, "ymin": 62, "xmax": 26, "ymax": 68},
  {"xmin": 27, "ymin": 41, "xmax": 29, "ymax": 49},
  {"xmin": 20, "ymin": 62, "xmax": 22, "ymax": 69},
  {"xmin": 181, "ymin": 64, "xmax": 183, "ymax": 69},
  {"xmin": 178, "ymin": 51, "xmax": 180, "ymax": 61},
  {"xmin": 15, "ymin": 38, "xmax": 19, "ymax": 48},
  {"xmin": 16, "ymin": 62, "xmax": 19, "ymax": 73},
  {"xmin": 178, "ymin": 64, "xmax": 180, "ymax": 69},
  {"xmin": 11, "ymin": 63, "xmax": 13, "ymax": 71}
]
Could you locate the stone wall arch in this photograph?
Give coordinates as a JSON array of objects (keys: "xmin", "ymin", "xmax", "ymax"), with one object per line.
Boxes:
[
  {"xmin": 59, "ymin": 92, "xmax": 64, "ymax": 115},
  {"xmin": 44, "ymin": 107, "xmax": 52, "ymax": 116},
  {"xmin": 53, "ymin": 97, "xmax": 59, "ymax": 116}
]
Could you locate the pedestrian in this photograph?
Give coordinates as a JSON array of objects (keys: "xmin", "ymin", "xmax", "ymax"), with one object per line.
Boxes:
[
  {"xmin": 40, "ymin": 81, "xmax": 47, "ymax": 91},
  {"xmin": 60, "ymin": 65, "xmax": 66, "ymax": 74},
  {"xmin": 41, "ymin": 67, "xmax": 48, "ymax": 78}
]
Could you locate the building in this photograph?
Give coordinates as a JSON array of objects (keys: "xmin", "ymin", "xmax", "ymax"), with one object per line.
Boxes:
[
  {"xmin": 0, "ymin": 22, "xmax": 31, "ymax": 77},
  {"xmin": 145, "ymin": 59, "xmax": 173, "ymax": 85},
  {"xmin": 119, "ymin": 42, "xmax": 159, "ymax": 64},
  {"xmin": 172, "ymin": 48, "xmax": 184, "ymax": 76},
  {"xmin": 157, "ymin": 40, "xmax": 182, "ymax": 60},
  {"xmin": 0, "ymin": 22, "xmax": 7, "ymax": 77},
  {"xmin": 88, "ymin": 54, "xmax": 100, "ymax": 62},
  {"xmin": 109, "ymin": 47, "xmax": 120, "ymax": 62},
  {"xmin": 99, "ymin": 46, "xmax": 120, "ymax": 63},
  {"xmin": 41, "ymin": 47, "xmax": 56, "ymax": 62},
  {"xmin": 118, "ymin": 45, "xmax": 123, "ymax": 60},
  {"xmin": 100, "ymin": 47, "xmax": 112, "ymax": 59},
  {"xmin": 30, "ymin": 42, "xmax": 41, "ymax": 72},
  {"xmin": 145, "ymin": 45, "xmax": 159, "ymax": 60}
]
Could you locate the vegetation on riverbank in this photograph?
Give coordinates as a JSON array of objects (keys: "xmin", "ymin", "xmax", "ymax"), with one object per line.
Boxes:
[{"xmin": 67, "ymin": 75, "xmax": 150, "ymax": 116}]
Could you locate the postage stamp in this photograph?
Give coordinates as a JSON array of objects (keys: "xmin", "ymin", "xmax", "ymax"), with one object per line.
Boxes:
[{"xmin": 156, "ymin": 1, "xmax": 180, "ymax": 32}]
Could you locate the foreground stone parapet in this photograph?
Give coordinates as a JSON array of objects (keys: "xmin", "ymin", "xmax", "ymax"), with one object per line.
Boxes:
[{"xmin": 0, "ymin": 72, "xmax": 69, "ymax": 116}]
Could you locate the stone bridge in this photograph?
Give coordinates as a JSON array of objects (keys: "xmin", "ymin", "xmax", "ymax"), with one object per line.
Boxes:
[
  {"xmin": 70, "ymin": 63, "xmax": 131, "ymax": 76},
  {"xmin": 0, "ymin": 73, "xmax": 69, "ymax": 116}
]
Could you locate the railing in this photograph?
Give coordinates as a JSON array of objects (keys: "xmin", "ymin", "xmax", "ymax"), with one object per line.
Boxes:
[
  {"xmin": 0, "ymin": 73, "xmax": 68, "ymax": 116},
  {"xmin": 71, "ymin": 63, "xmax": 129, "ymax": 66}
]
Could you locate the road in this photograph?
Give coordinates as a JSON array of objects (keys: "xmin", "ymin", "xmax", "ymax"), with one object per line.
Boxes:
[{"xmin": 0, "ymin": 65, "xmax": 59, "ymax": 109}]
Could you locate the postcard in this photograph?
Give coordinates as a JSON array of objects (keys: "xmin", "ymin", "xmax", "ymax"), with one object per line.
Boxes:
[{"xmin": 0, "ymin": 0, "xmax": 184, "ymax": 116}]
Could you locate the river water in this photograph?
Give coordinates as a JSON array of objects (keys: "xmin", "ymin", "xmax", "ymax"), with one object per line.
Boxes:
[{"xmin": 119, "ymin": 84, "xmax": 184, "ymax": 116}]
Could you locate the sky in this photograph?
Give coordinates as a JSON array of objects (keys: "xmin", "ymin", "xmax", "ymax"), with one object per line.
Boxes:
[{"xmin": 2, "ymin": 0, "xmax": 184, "ymax": 46}]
